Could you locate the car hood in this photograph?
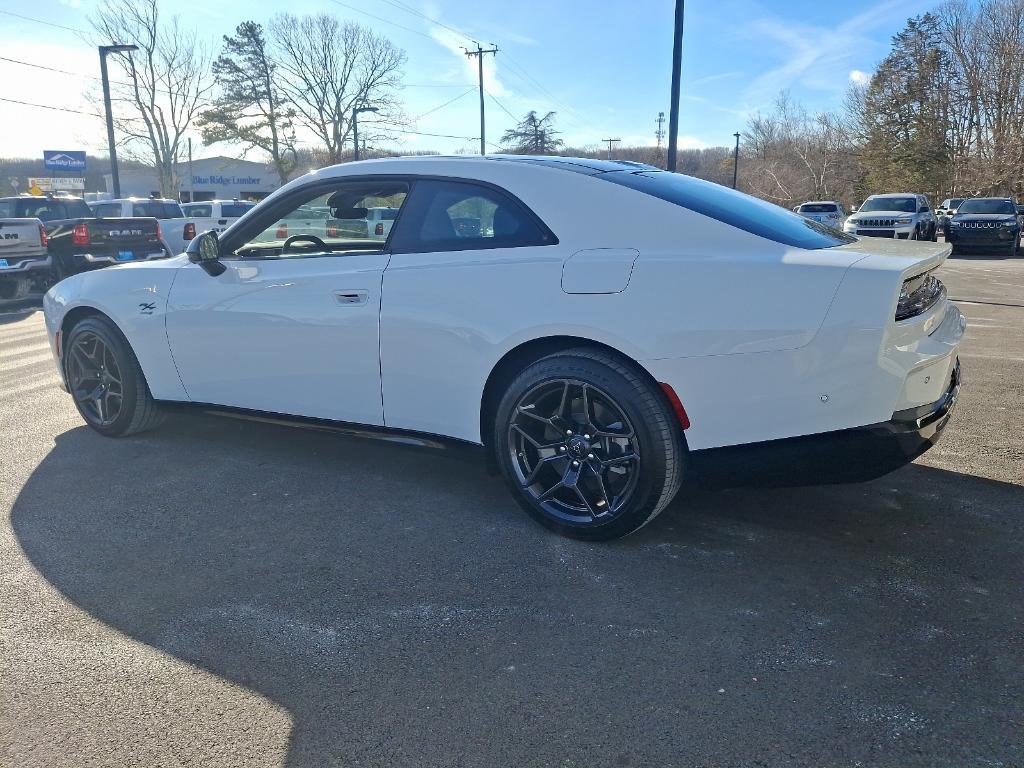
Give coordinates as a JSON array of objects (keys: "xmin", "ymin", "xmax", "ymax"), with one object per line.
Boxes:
[
  {"xmin": 849, "ymin": 210, "xmax": 916, "ymax": 219},
  {"xmin": 951, "ymin": 213, "xmax": 1016, "ymax": 222}
]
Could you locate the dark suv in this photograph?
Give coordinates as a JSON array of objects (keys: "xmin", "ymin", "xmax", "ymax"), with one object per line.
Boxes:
[{"xmin": 946, "ymin": 197, "xmax": 1020, "ymax": 256}]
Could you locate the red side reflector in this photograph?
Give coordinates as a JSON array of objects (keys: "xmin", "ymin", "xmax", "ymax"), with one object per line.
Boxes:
[
  {"xmin": 71, "ymin": 223, "xmax": 89, "ymax": 246},
  {"xmin": 659, "ymin": 383, "xmax": 690, "ymax": 430}
]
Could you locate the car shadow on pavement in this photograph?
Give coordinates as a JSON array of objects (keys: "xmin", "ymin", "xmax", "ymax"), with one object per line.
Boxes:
[{"xmin": 11, "ymin": 414, "xmax": 1024, "ymax": 767}]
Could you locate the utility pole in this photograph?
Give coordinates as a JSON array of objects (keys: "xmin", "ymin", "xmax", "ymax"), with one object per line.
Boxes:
[
  {"xmin": 666, "ymin": 0, "xmax": 685, "ymax": 172},
  {"xmin": 99, "ymin": 44, "xmax": 138, "ymax": 198},
  {"xmin": 603, "ymin": 138, "xmax": 621, "ymax": 160},
  {"xmin": 463, "ymin": 43, "xmax": 498, "ymax": 155},
  {"xmin": 732, "ymin": 132, "xmax": 740, "ymax": 189},
  {"xmin": 656, "ymin": 112, "xmax": 666, "ymax": 149}
]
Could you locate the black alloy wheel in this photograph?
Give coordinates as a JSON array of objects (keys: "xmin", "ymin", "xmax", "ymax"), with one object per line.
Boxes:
[
  {"xmin": 63, "ymin": 315, "xmax": 165, "ymax": 437},
  {"xmin": 508, "ymin": 378, "xmax": 641, "ymax": 523},
  {"xmin": 67, "ymin": 330, "xmax": 124, "ymax": 427},
  {"xmin": 495, "ymin": 349, "xmax": 685, "ymax": 540}
]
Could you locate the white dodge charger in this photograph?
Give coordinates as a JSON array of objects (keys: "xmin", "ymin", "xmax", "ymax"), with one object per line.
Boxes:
[{"xmin": 43, "ymin": 156, "xmax": 965, "ymax": 540}]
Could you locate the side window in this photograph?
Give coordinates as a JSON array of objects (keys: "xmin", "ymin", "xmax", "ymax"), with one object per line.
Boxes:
[
  {"xmin": 393, "ymin": 179, "xmax": 553, "ymax": 252},
  {"xmin": 227, "ymin": 181, "xmax": 409, "ymax": 259},
  {"xmin": 94, "ymin": 203, "xmax": 122, "ymax": 218},
  {"xmin": 185, "ymin": 204, "xmax": 213, "ymax": 218}
]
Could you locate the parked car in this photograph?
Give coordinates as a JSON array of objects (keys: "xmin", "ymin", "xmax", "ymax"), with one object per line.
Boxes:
[
  {"xmin": 0, "ymin": 216, "xmax": 51, "ymax": 304},
  {"xmin": 843, "ymin": 193, "xmax": 938, "ymax": 240},
  {"xmin": 936, "ymin": 198, "xmax": 967, "ymax": 236},
  {"xmin": 43, "ymin": 156, "xmax": 964, "ymax": 540},
  {"xmin": 180, "ymin": 199, "xmax": 256, "ymax": 235},
  {"xmin": 92, "ymin": 198, "xmax": 196, "ymax": 255},
  {"xmin": 795, "ymin": 201, "xmax": 847, "ymax": 228},
  {"xmin": 0, "ymin": 194, "xmax": 169, "ymax": 280},
  {"xmin": 945, "ymin": 197, "xmax": 1020, "ymax": 256}
]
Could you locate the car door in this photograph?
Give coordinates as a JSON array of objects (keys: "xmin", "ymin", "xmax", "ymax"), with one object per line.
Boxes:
[
  {"xmin": 379, "ymin": 177, "xmax": 561, "ymax": 440},
  {"xmin": 165, "ymin": 178, "xmax": 411, "ymax": 426}
]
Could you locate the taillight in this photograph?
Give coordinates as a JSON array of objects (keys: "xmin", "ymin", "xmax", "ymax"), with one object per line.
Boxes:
[
  {"xmin": 375, "ymin": 222, "xmax": 384, "ymax": 236},
  {"xmin": 72, "ymin": 223, "xmax": 90, "ymax": 246},
  {"xmin": 39, "ymin": 223, "xmax": 48, "ymax": 247},
  {"xmin": 183, "ymin": 222, "xmax": 196, "ymax": 241},
  {"xmin": 155, "ymin": 221, "xmax": 163, "ymax": 242},
  {"xmin": 276, "ymin": 223, "xmax": 288, "ymax": 239},
  {"xmin": 327, "ymin": 222, "xmax": 338, "ymax": 237}
]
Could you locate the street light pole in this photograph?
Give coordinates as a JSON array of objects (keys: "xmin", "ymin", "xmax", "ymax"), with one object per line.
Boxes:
[
  {"xmin": 99, "ymin": 44, "xmax": 138, "ymax": 198},
  {"xmin": 666, "ymin": 0, "xmax": 685, "ymax": 172},
  {"xmin": 352, "ymin": 106, "xmax": 379, "ymax": 162},
  {"xmin": 732, "ymin": 132, "xmax": 740, "ymax": 189}
]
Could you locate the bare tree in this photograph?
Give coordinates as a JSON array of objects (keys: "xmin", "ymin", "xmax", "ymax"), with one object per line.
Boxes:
[
  {"xmin": 90, "ymin": 0, "xmax": 212, "ymax": 196},
  {"xmin": 199, "ymin": 21, "xmax": 298, "ymax": 185},
  {"xmin": 269, "ymin": 14, "xmax": 406, "ymax": 163}
]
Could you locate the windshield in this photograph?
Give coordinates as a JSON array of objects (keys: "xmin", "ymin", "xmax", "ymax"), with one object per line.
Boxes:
[
  {"xmin": 798, "ymin": 203, "xmax": 838, "ymax": 213},
  {"xmin": 860, "ymin": 196, "xmax": 916, "ymax": 213},
  {"xmin": 601, "ymin": 171, "xmax": 855, "ymax": 249},
  {"xmin": 957, "ymin": 198, "xmax": 1016, "ymax": 215}
]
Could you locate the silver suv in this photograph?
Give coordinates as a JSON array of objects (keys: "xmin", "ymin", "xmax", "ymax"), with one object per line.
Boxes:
[{"xmin": 843, "ymin": 193, "xmax": 938, "ymax": 241}]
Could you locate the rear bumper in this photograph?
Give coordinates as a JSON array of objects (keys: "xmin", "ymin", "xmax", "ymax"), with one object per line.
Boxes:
[
  {"xmin": 0, "ymin": 254, "xmax": 52, "ymax": 273},
  {"xmin": 690, "ymin": 359, "xmax": 961, "ymax": 487}
]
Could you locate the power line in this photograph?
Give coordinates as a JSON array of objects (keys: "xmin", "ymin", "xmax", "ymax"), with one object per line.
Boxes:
[
  {"xmin": 0, "ymin": 96, "xmax": 104, "ymax": 118},
  {"xmin": 0, "ymin": 9, "xmax": 85, "ymax": 34},
  {"xmin": 327, "ymin": 0, "xmax": 438, "ymax": 41},
  {"xmin": 375, "ymin": 0, "xmax": 475, "ymax": 44},
  {"xmin": 485, "ymin": 90, "xmax": 519, "ymax": 122},
  {"xmin": 411, "ymin": 87, "xmax": 477, "ymax": 121}
]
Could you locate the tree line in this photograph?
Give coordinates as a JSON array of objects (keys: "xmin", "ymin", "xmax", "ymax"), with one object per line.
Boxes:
[{"xmin": 741, "ymin": 0, "xmax": 1024, "ymax": 207}]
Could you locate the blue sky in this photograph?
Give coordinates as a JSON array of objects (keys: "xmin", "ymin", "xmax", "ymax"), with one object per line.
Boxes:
[{"xmin": 0, "ymin": 0, "xmax": 939, "ymax": 159}]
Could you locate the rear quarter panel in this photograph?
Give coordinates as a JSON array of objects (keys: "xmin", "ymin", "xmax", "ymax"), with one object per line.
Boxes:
[{"xmin": 380, "ymin": 164, "xmax": 864, "ymax": 443}]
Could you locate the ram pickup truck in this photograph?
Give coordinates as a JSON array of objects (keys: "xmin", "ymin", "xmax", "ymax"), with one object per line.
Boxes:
[
  {"xmin": 91, "ymin": 197, "xmax": 196, "ymax": 255},
  {"xmin": 0, "ymin": 217, "xmax": 51, "ymax": 304},
  {"xmin": 0, "ymin": 195, "xmax": 169, "ymax": 279},
  {"xmin": 180, "ymin": 199, "xmax": 255, "ymax": 235}
]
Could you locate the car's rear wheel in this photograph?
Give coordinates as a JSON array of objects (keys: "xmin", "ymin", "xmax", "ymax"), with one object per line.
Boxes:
[
  {"xmin": 494, "ymin": 349, "xmax": 685, "ymax": 540},
  {"xmin": 64, "ymin": 315, "xmax": 165, "ymax": 437}
]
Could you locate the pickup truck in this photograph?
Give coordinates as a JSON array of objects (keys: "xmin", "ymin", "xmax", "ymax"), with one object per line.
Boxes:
[
  {"xmin": 180, "ymin": 199, "xmax": 255, "ymax": 235},
  {"xmin": 91, "ymin": 197, "xmax": 196, "ymax": 255},
  {"xmin": 0, "ymin": 216, "xmax": 51, "ymax": 304},
  {"xmin": 0, "ymin": 195, "xmax": 168, "ymax": 280}
]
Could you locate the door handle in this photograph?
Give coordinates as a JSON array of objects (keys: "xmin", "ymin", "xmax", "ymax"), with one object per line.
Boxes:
[{"xmin": 334, "ymin": 290, "xmax": 368, "ymax": 305}]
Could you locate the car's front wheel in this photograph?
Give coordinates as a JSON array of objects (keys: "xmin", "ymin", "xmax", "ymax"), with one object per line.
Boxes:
[
  {"xmin": 494, "ymin": 349, "xmax": 685, "ymax": 540},
  {"xmin": 64, "ymin": 315, "xmax": 165, "ymax": 437}
]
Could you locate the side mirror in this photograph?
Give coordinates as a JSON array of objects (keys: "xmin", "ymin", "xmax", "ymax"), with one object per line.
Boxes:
[
  {"xmin": 850, "ymin": 206, "xmax": 858, "ymax": 213},
  {"xmin": 919, "ymin": 206, "xmax": 929, "ymax": 213},
  {"xmin": 186, "ymin": 230, "xmax": 226, "ymax": 276}
]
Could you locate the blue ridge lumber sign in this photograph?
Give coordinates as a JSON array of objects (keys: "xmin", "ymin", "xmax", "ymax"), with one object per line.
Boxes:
[{"xmin": 43, "ymin": 151, "xmax": 86, "ymax": 172}]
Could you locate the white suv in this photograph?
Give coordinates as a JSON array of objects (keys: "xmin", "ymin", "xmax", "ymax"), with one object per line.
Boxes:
[{"xmin": 844, "ymin": 194, "xmax": 938, "ymax": 241}]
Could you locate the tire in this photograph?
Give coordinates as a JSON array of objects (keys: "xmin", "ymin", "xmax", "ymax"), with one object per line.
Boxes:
[
  {"xmin": 931, "ymin": 224, "xmax": 938, "ymax": 242},
  {"xmin": 493, "ymin": 348, "xmax": 685, "ymax": 541},
  {"xmin": 63, "ymin": 315, "xmax": 165, "ymax": 437},
  {"xmin": 0, "ymin": 276, "xmax": 30, "ymax": 303},
  {"xmin": 1009, "ymin": 235, "xmax": 1019, "ymax": 258},
  {"xmin": 909, "ymin": 227, "xmax": 919, "ymax": 241}
]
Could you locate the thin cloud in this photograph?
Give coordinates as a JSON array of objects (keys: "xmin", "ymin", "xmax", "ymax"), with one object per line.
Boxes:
[
  {"xmin": 849, "ymin": 69, "xmax": 870, "ymax": 85},
  {"xmin": 428, "ymin": 27, "xmax": 508, "ymax": 98}
]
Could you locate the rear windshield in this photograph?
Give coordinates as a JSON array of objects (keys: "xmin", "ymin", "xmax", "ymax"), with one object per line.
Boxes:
[
  {"xmin": 132, "ymin": 201, "xmax": 183, "ymax": 218},
  {"xmin": 378, "ymin": 209, "xmax": 398, "ymax": 220},
  {"xmin": 798, "ymin": 203, "xmax": 838, "ymax": 213},
  {"xmin": 0, "ymin": 198, "xmax": 92, "ymax": 220},
  {"xmin": 183, "ymin": 204, "xmax": 212, "ymax": 218},
  {"xmin": 860, "ymin": 196, "xmax": 916, "ymax": 213},
  {"xmin": 957, "ymin": 199, "xmax": 1016, "ymax": 215},
  {"xmin": 220, "ymin": 203, "xmax": 254, "ymax": 218},
  {"xmin": 601, "ymin": 172, "xmax": 855, "ymax": 249}
]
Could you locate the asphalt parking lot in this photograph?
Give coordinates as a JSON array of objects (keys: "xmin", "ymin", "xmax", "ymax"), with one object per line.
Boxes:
[{"xmin": 1, "ymin": 255, "xmax": 1022, "ymax": 768}]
